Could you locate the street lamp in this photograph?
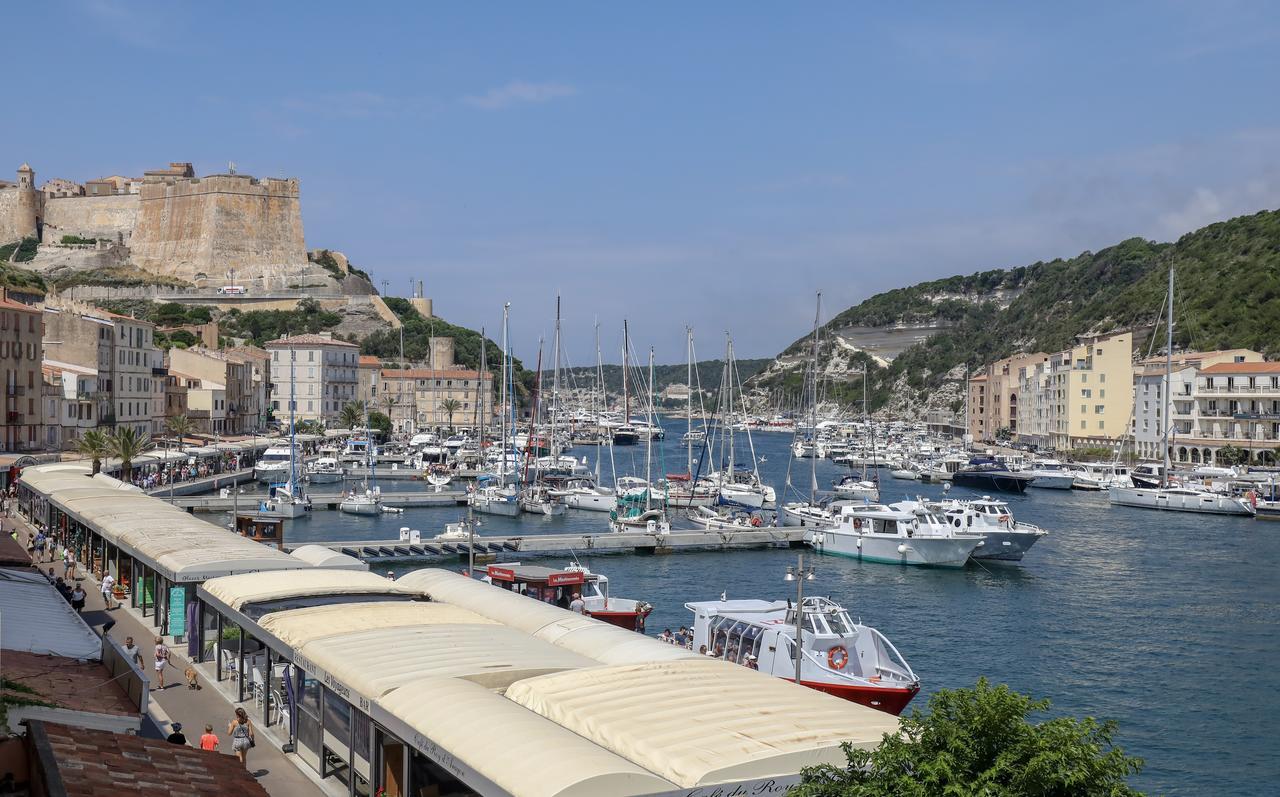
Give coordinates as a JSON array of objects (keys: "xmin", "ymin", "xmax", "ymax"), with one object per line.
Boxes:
[{"xmin": 784, "ymin": 553, "xmax": 815, "ymax": 685}]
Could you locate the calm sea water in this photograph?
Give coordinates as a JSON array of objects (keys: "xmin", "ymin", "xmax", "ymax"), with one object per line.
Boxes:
[{"xmin": 240, "ymin": 420, "xmax": 1278, "ymax": 796}]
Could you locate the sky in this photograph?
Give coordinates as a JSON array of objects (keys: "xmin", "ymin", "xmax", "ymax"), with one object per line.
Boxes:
[{"xmin": 4, "ymin": 1, "xmax": 1280, "ymax": 364}]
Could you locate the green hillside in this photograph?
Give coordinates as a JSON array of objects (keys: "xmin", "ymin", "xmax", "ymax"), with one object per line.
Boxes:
[
  {"xmin": 758, "ymin": 208, "xmax": 1280, "ymax": 409},
  {"xmin": 551, "ymin": 360, "xmax": 771, "ymax": 397}
]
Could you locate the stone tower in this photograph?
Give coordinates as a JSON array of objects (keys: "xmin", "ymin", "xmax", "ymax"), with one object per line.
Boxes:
[{"xmin": 13, "ymin": 163, "xmax": 41, "ymax": 241}]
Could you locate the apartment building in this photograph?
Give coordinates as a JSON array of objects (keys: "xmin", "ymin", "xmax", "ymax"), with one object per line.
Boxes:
[
  {"xmin": 42, "ymin": 307, "xmax": 161, "ymax": 437},
  {"xmin": 1040, "ymin": 332, "xmax": 1133, "ymax": 451},
  {"xmin": 41, "ymin": 360, "xmax": 98, "ymax": 450},
  {"xmin": 966, "ymin": 352, "xmax": 1048, "ymax": 443},
  {"xmin": 169, "ymin": 348, "xmax": 255, "ymax": 434},
  {"xmin": 380, "ymin": 368, "xmax": 494, "ymax": 433},
  {"xmin": 1131, "ymin": 349, "xmax": 1263, "ymax": 461},
  {"xmin": 265, "ymin": 333, "xmax": 360, "ymax": 425},
  {"xmin": 1015, "ymin": 359, "xmax": 1054, "ymax": 449},
  {"xmin": 0, "ymin": 298, "xmax": 43, "ymax": 452},
  {"xmin": 227, "ymin": 346, "xmax": 271, "ymax": 431},
  {"xmin": 1183, "ymin": 359, "xmax": 1280, "ymax": 465},
  {"xmin": 357, "ymin": 355, "xmax": 382, "ymax": 408}
]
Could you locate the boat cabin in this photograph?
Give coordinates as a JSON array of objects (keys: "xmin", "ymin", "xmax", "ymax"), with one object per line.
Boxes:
[
  {"xmin": 235, "ymin": 514, "xmax": 285, "ymax": 549},
  {"xmin": 484, "ymin": 563, "xmax": 606, "ymax": 606}
]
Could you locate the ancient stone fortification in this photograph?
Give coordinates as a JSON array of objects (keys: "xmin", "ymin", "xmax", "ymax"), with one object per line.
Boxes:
[
  {"xmin": 0, "ymin": 188, "xmax": 24, "ymax": 244},
  {"xmin": 42, "ymin": 194, "xmax": 138, "ymax": 244},
  {"xmin": 129, "ymin": 174, "xmax": 308, "ymax": 281}
]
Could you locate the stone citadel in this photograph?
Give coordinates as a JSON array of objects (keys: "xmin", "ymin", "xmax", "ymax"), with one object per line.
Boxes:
[{"xmin": 0, "ymin": 161, "xmax": 335, "ymax": 287}]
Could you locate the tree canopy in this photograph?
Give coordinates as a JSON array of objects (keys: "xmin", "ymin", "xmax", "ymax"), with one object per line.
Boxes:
[{"xmin": 794, "ymin": 680, "xmax": 1144, "ymax": 797}]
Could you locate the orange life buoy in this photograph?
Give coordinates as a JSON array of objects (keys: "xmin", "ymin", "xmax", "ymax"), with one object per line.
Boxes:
[
  {"xmin": 827, "ymin": 646, "xmax": 848, "ymax": 670},
  {"xmin": 750, "ymin": 515, "xmax": 762, "ymax": 527},
  {"xmin": 852, "ymin": 517, "xmax": 862, "ymax": 530}
]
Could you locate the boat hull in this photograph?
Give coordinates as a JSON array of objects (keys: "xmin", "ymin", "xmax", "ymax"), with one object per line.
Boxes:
[
  {"xmin": 1108, "ymin": 486, "xmax": 1254, "ymax": 515},
  {"xmin": 780, "ymin": 504, "xmax": 834, "ymax": 528},
  {"xmin": 470, "ymin": 497, "xmax": 521, "ymax": 517},
  {"xmin": 254, "ymin": 465, "xmax": 289, "ymax": 483},
  {"xmin": 969, "ymin": 529, "xmax": 1045, "ymax": 561},
  {"xmin": 305, "ymin": 472, "xmax": 343, "ymax": 484},
  {"xmin": 799, "ymin": 678, "xmax": 919, "ymax": 716},
  {"xmin": 1027, "ymin": 473, "xmax": 1075, "ymax": 490},
  {"xmin": 338, "ymin": 501, "xmax": 380, "ymax": 516},
  {"xmin": 810, "ymin": 529, "xmax": 980, "ymax": 567},
  {"xmin": 953, "ymin": 472, "xmax": 1032, "ymax": 493},
  {"xmin": 563, "ymin": 491, "xmax": 616, "ymax": 512}
]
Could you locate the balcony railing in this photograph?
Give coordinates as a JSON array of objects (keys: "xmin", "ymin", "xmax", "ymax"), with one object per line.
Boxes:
[{"xmin": 1197, "ymin": 385, "xmax": 1280, "ymax": 395}]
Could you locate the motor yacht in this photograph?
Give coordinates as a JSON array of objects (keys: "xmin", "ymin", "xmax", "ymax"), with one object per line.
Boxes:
[
  {"xmin": 951, "ymin": 456, "xmax": 1035, "ymax": 493},
  {"xmin": 1023, "ymin": 459, "xmax": 1077, "ymax": 490},
  {"xmin": 915, "ymin": 497, "xmax": 1048, "ymax": 561},
  {"xmin": 304, "ymin": 456, "xmax": 343, "ymax": 484},
  {"xmin": 253, "ymin": 446, "xmax": 297, "ymax": 483},
  {"xmin": 808, "ymin": 503, "xmax": 985, "ymax": 567}
]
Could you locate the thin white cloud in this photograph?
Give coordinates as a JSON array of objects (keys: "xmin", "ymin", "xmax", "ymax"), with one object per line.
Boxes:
[{"xmin": 464, "ymin": 81, "xmax": 578, "ymax": 111}]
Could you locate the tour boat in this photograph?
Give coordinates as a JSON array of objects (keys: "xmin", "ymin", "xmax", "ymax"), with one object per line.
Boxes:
[
  {"xmin": 913, "ymin": 497, "xmax": 1048, "ymax": 562},
  {"xmin": 685, "ymin": 596, "xmax": 920, "ymax": 715},
  {"xmin": 304, "ymin": 457, "xmax": 343, "ymax": 484},
  {"xmin": 484, "ymin": 563, "xmax": 653, "ymax": 632},
  {"xmin": 808, "ymin": 503, "xmax": 985, "ymax": 568}
]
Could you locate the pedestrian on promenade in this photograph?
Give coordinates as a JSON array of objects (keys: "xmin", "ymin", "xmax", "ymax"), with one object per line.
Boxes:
[
  {"xmin": 227, "ymin": 707, "xmax": 255, "ymax": 767},
  {"xmin": 122, "ymin": 636, "xmax": 142, "ymax": 668},
  {"xmin": 62, "ymin": 549, "xmax": 75, "ymax": 580},
  {"xmin": 55, "ymin": 578, "xmax": 72, "ymax": 603},
  {"xmin": 568, "ymin": 592, "xmax": 586, "ymax": 614},
  {"xmin": 153, "ymin": 637, "xmax": 171, "ymax": 689},
  {"xmin": 100, "ymin": 572, "xmax": 116, "ymax": 610},
  {"xmin": 70, "ymin": 584, "xmax": 86, "ymax": 613},
  {"xmin": 199, "ymin": 724, "xmax": 219, "ymax": 751}
]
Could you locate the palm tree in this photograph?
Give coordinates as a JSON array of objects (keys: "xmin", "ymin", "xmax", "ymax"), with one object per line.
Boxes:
[
  {"xmin": 165, "ymin": 414, "xmax": 194, "ymax": 449},
  {"xmin": 77, "ymin": 430, "xmax": 111, "ymax": 475},
  {"xmin": 439, "ymin": 398, "xmax": 462, "ymax": 432},
  {"xmin": 339, "ymin": 400, "xmax": 367, "ymax": 431},
  {"xmin": 108, "ymin": 427, "xmax": 153, "ymax": 484},
  {"xmin": 381, "ymin": 395, "xmax": 398, "ymax": 430}
]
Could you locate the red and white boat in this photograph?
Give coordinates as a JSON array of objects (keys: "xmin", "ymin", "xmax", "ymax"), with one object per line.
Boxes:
[
  {"xmin": 685, "ymin": 596, "xmax": 920, "ymax": 715},
  {"xmin": 484, "ymin": 562, "xmax": 653, "ymax": 632}
]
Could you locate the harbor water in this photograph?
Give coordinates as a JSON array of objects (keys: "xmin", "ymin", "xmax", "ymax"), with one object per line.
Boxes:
[{"xmin": 230, "ymin": 421, "xmax": 1277, "ymax": 796}]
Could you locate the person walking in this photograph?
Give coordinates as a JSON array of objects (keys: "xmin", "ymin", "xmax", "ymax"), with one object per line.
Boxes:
[
  {"xmin": 227, "ymin": 707, "xmax": 255, "ymax": 767},
  {"xmin": 199, "ymin": 724, "xmax": 219, "ymax": 751},
  {"xmin": 100, "ymin": 572, "xmax": 115, "ymax": 610},
  {"xmin": 62, "ymin": 549, "xmax": 75, "ymax": 580},
  {"xmin": 121, "ymin": 636, "xmax": 142, "ymax": 668},
  {"xmin": 165, "ymin": 723, "xmax": 187, "ymax": 745},
  {"xmin": 70, "ymin": 584, "xmax": 87, "ymax": 613},
  {"xmin": 153, "ymin": 637, "xmax": 171, "ymax": 689},
  {"xmin": 568, "ymin": 592, "xmax": 586, "ymax": 614}
]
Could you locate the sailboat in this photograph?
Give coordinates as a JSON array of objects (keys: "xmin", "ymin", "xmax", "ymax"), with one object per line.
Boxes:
[
  {"xmin": 339, "ymin": 400, "xmax": 383, "ymax": 515},
  {"xmin": 267, "ymin": 346, "xmax": 310, "ymax": 518},
  {"xmin": 519, "ymin": 312, "xmax": 567, "ymax": 517},
  {"xmin": 1108, "ymin": 267, "xmax": 1255, "ymax": 516},
  {"xmin": 471, "ymin": 303, "xmax": 521, "ymax": 517},
  {"xmin": 558, "ymin": 323, "xmax": 618, "ymax": 512},
  {"xmin": 781, "ymin": 293, "xmax": 833, "ymax": 528},
  {"xmin": 709, "ymin": 334, "xmax": 776, "ymax": 510},
  {"xmin": 610, "ymin": 338, "xmax": 671, "ymax": 533}
]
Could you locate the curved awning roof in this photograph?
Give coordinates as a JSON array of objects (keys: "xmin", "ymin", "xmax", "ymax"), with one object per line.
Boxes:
[
  {"xmin": 201, "ymin": 569, "xmax": 421, "ymax": 610},
  {"xmin": 504, "ymin": 657, "xmax": 900, "ymax": 788},
  {"xmin": 376, "ymin": 677, "xmax": 679, "ymax": 797},
  {"xmin": 287, "ymin": 545, "xmax": 368, "ymax": 571},
  {"xmin": 257, "ymin": 601, "xmax": 496, "ymax": 648}
]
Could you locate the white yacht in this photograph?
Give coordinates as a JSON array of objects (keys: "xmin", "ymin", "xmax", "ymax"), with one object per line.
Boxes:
[
  {"xmin": 831, "ymin": 475, "xmax": 879, "ymax": 501},
  {"xmin": 1023, "ymin": 459, "xmax": 1077, "ymax": 490},
  {"xmin": 304, "ymin": 456, "xmax": 343, "ymax": 484},
  {"xmin": 338, "ymin": 487, "xmax": 381, "ymax": 516},
  {"xmin": 1074, "ymin": 462, "xmax": 1131, "ymax": 490},
  {"xmin": 519, "ymin": 483, "xmax": 566, "ymax": 516},
  {"xmin": 1109, "ymin": 484, "xmax": 1254, "ymax": 515},
  {"xmin": 916, "ymin": 497, "xmax": 1048, "ymax": 561},
  {"xmin": 807, "ymin": 503, "xmax": 985, "ymax": 568},
  {"xmin": 549, "ymin": 476, "xmax": 616, "ymax": 512},
  {"xmin": 254, "ymin": 446, "xmax": 297, "ymax": 483},
  {"xmin": 468, "ymin": 481, "xmax": 521, "ymax": 517}
]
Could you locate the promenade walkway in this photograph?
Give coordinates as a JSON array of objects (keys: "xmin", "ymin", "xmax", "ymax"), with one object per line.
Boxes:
[{"xmin": 7, "ymin": 512, "xmax": 331, "ymax": 797}]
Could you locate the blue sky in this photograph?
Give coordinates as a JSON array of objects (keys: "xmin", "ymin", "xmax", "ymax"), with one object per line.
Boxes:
[{"xmin": 5, "ymin": 1, "xmax": 1279, "ymax": 364}]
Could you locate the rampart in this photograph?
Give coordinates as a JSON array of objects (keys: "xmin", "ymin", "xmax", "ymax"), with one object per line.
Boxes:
[
  {"xmin": 42, "ymin": 193, "xmax": 139, "ymax": 244},
  {"xmin": 0, "ymin": 188, "xmax": 23, "ymax": 243},
  {"xmin": 128, "ymin": 174, "xmax": 309, "ymax": 281}
]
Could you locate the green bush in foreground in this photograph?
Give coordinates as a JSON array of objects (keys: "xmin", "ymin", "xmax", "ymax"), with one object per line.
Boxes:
[{"xmin": 795, "ymin": 679, "xmax": 1144, "ymax": 797}]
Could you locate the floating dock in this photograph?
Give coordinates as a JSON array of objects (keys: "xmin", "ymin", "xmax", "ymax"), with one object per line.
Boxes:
[
  {"xmin": 284, "ymin": 526, "xmax": 806, "ymax": 562},
  {"xmin": 168, "ymin": 489, "xmax": 468, "ymax": 513}
]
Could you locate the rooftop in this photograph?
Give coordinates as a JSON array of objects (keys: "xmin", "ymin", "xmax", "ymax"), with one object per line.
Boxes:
[
  {"xmin": 1, "ymin": 651, "xmax": 136, "ymax": 718},
  {"xmin": 264, "ymin": 333, "xmax": 359, "ymax": 348},
  {"xmin": 359, "ymin": 355, "xmax": 382, "ymax": 366},
  {"xmin": 1199, "ymin": 362, "xmax": 1280, "ymax": 375},
  {"xmin": 381, "ymin": 368, "xmax": 486, "ymax": 380},
  {"xmin": 26, "ymin": 720, "xmax": 269, "ymax": 797}
]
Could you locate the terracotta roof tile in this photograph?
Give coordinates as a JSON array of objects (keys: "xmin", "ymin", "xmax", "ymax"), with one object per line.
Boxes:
[
  {"xmin": 1199, "ymin": 362, "xmax": 1280, "ymax": 374},
  {"xmin": 1, "ymin": 651, "xmax": 137, "ymax": 717},
  {"xmin": 380, "ymin": 368, "xmax": 486, "ymax": 380},
  {"xmin": 264, "ymin": 334, "xmax": 358, "ymax": 348}
]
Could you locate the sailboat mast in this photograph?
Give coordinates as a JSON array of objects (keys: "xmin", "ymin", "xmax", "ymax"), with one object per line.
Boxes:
[
  {"xmin": 623, "ymin": 321, "xmax": 630, "ymax": 424},
  {"xmin": 288, "ymin": 346, "xmax": 296, "ymax": 490},
  {"xmin": 809, "ymin": 293, "xmax": 821, "ymax": 504},
  {"xmin": 500, "ymin": 304, "xmax": 510, "ymax": 480},
  {"xmin": 1163, "ymin": 266, "xmax": 1174, "ymax": 486},
  {"xmin": 686, "ymin": 326, "xmax": 693, "ymax": 476},
  {"xmin": 726, "ymin": 333, "xmax": 735, "ymax": 473},
  {"xmin": 646, "ymin": 346, "xmax": 654, "ymax": 511}
]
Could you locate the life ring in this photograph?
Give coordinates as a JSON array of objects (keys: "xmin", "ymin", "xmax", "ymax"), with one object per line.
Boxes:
[
  {"xmin": 852, "ymin": 518, "xmax": 862, "ymax": 530},
  {"xmin": 827, "ymin": 646, "xmax": 848, "ymax": 671},
  {"xmin": 750, "ymin": 515, "xmax": 762, "ymax": 527},
  {"xmin": 952, "ymin": 517, "xmax": 962, "ymax": 528}
]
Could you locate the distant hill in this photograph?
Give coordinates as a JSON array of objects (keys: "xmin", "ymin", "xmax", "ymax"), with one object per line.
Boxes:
[{"xmin": 751, "ymin": 208, "xmax": 1280, "ymax": 415}]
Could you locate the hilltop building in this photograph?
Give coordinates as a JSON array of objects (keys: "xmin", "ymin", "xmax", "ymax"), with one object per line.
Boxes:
[{"xmin": 265, "ymin": 333, "xmax": 361, "ymax": 425}]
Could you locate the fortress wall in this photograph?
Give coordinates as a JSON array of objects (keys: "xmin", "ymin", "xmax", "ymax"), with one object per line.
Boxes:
[
  {"xmin": 129, "ymin": 175, "xmax": 308, "ymax": 281},
  {"xmin": 0, "ymin": 189, "xmax": 22, "ymax": 243},
  {"xmin": 42, "ymin": 193, "xmax": 139, "ymax": 243}
]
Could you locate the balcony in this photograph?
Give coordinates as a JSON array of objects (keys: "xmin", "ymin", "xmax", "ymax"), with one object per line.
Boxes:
[
  {"xmin": 5, "ymin": 385, "xmax": 25, "ymax": 397},
  {"xmin": 1197, "ymin": 385, "xmax": 1280, "ymax": 395}
]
